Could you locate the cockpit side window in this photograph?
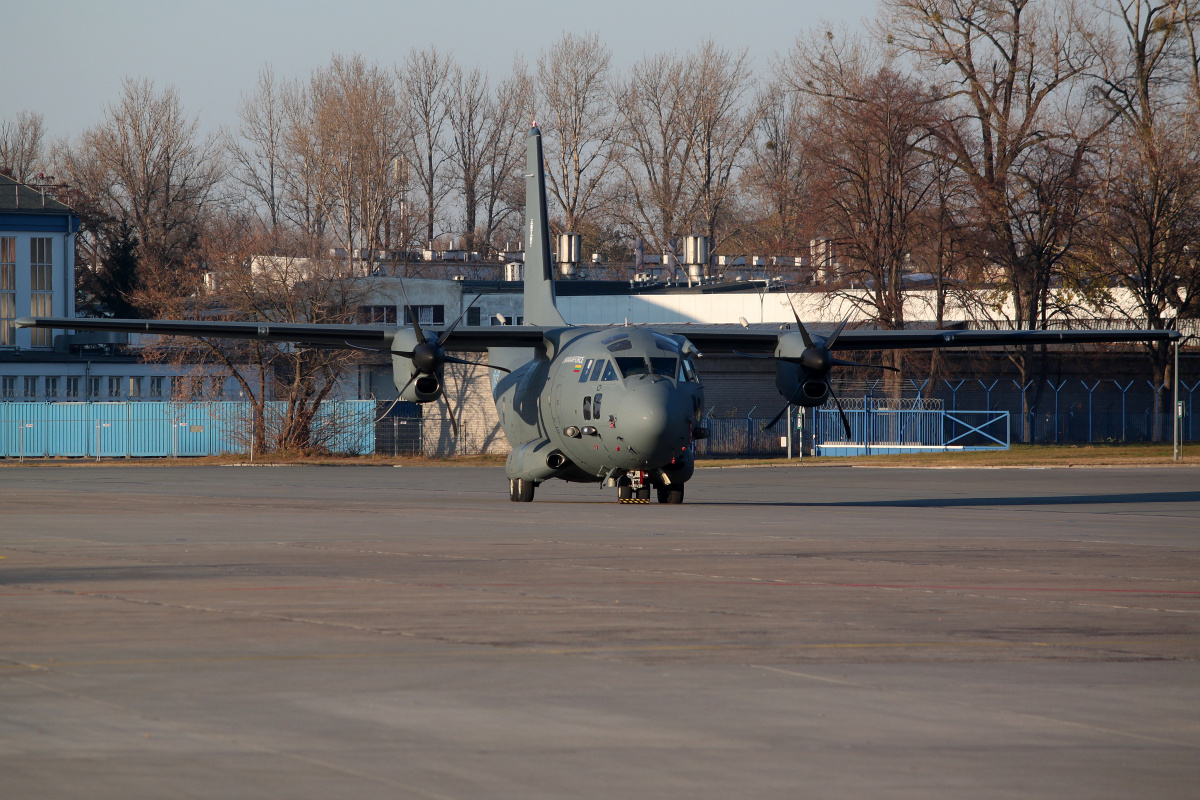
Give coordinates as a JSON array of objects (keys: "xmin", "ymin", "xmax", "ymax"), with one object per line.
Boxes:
[
  {"xmin": 607, "ymin": 339, "xmax": 632, "ymax": 352},
  {"xmin": 583, "ymin": 396, "xmax": 592, "ymax": 420},
  {"xmin": 601, "ymin": 332, "xmax": 629, "ymax": 345},
  {"xmin": 682, "ymin": 357, "xmax": 699, "ymax": 383},
  {"xmin": 601, "ymin": 361, "xmax": 618, "ymax": 381},
  {"xmin": 577, "ymin": 359, "xmax": 593, "ymax": 382},
  {"xmin": 588, "ymin": 359, "xmax": 606, "ymax": 381}
]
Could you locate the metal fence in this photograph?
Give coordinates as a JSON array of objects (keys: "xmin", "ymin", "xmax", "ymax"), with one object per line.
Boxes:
[{"xmin": 0, "ymin": 401, "xmax": 376, "ymax": 459}]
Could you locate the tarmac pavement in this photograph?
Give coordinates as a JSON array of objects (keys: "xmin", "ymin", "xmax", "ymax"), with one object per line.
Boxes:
[{"xmin": 2, "ymin": 464, "xmax": 1198, "ymax": 799}]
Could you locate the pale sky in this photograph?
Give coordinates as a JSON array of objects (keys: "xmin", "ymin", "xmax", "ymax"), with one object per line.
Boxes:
[{"xmin": 10, "ymin": 0, "xmax": 878, "ymax": 140}]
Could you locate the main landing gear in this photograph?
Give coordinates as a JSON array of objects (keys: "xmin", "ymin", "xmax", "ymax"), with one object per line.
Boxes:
[{"xmin": 509, "ymin": 478, "xmax": 535, "ymax": 502}]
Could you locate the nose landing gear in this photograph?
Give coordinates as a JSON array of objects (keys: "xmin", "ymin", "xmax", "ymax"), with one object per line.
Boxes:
[{"xmin": 617, "ymin": 472, "xmax": 651, "ymax": 503}]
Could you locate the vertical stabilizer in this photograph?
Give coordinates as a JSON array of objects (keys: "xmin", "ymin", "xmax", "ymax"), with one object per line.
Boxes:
[{"xmin": 523, "ymin": 126, "xmax": 567, "ymax": 327}]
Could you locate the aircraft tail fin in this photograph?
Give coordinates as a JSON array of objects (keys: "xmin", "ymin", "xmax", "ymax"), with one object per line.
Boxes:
[{"xmin": 523, "ymin": 125, "xmax": 567, "ymax": 327}]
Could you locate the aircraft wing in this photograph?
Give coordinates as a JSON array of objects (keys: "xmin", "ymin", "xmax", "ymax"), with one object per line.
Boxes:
[
  {"xmin": 16, "ymin": 316, "xmax": 556, "ymax": 351},
  {"xmin": 669, "ymin": 325, "xmax": 1180, "ymax": 354}
]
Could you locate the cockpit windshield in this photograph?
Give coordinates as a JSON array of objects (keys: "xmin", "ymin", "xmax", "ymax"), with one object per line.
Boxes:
[
  {"xmin": 615, "ymin": 356, "xmax": 650, "ymax": 377},
  {"xmin": 614, "ymin": 356, "xmax": 679, "ymax": 379}
]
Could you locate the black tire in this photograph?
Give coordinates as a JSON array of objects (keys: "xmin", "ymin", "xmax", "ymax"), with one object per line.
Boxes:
[
  {"xmin": 635, "ymin": 486, "xmax": 651, "ymax": 501},
  {"xmin": 511, "ymin": 478, "xmax": 535, "ymax": 502},
  {"xmin": 617, "ymin": 480, "xmax": 633, "ymax": 501},
  {"xmin": 657, "ymin": 485, "xmax": 685, "ymax": 504}
]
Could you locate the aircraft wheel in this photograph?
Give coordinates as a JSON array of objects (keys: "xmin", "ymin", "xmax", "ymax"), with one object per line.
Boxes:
[
  {"xmin": 635, "ymin": 486, "xmax": 651, "ymax": 501},
  {"xmin": 656, "ymin": 485, "xmax": 685, "ymax": 504},
  {"xmin": 510, "ymin": 478, "xmax": 535, "ymax": 502},
  {"xmin": 617, "ymin": 480, "xmax": 633, "ymax": 501}
]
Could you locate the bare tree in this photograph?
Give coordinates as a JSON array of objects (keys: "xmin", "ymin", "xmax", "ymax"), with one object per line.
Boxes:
[
  {"xmin": 446, "ymin": 64, "xmax": 492, "ymax": 252},
  {"xmin": 688, "ymin": 42, "xmax": 758, "ymax": 249},
  {"xmin": 1086, "ymin": 0, "xmax": 1200, "ymax": 434},
  {"xmin": 401, "ymin": 47, "xmax": 452, "ymax": 249},
  {"xmin": 147, "ymin": 220, "xmax": 371, "ymax": 454},
  {"xmin": 227, "ymin": 66, "xmax": 289, "ymax": 235},
  {"xmin": 477, "ymin": 64, "xmax": 534, "ymax": 255},
  {"xmin": 307, "ymin": 54, "xmax": 407, "ymax": 273},
  {"xmin": 880, "ymin": 0, "xmax": 1106, "ymax": 436},
  {"xmin": 789, "ymin": 35, "xmax": 941, "ymax": 390},
  {"xmin": 742, "ymin": 80, "xmax": 815, "ymax": 266},
  {"xmin": 615, "ymin": 52, "xmax": 699, "ymax": 255},
  {"xmin": 536, "ymin": 32, "xmax": 622, "ymax": 234},
  {"xmin": 57, "ymin": 78, "xmax": 223, "ymax": 297},
  {"xmin": 0, "ymin": 110, "xmax": 47, "ymax": 182}
]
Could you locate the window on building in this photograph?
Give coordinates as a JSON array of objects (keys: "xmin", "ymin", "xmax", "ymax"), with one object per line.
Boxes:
[
  {"xmin": 2, "ymin": 376, "xmax": 14, "ymax": 398},
  {"xmin": 87, "ymin": 376, "xmax": 101, "ymax": 398},
  {"xmin": 45, "ymin": 377, "xmax": 58, "ymax": 398},
  {"xmin": 170, "ymin": 377, "xmax": 183, "ymax": 399},
  {"xmin": 404, "ymin": 305, "xmax": 444, "ymax": 326},
  {"xmin": 108, "ymin": 376, "xmax": 123, "ymax": 398},
  {"xmin": 129, "ymin": 376, "xmax": 143, "ymax": 398},
  {"xmin": 466, "ymin": 306, "xmax": 481, "ymax": 326},
  {"xmin": 23, "ymin": 376, "xmax": 39, "ymax": 398},
  {"xmin": 360, "ymin": 305, "xmax": 398, "ymax": 325},
  {"xmin": 491, "ymin": 314, "xmax": 523, "ymax": 326},
  {"xmin": 188, "ymin": 376, "xmax": 205, "ymax": 398},
  {"xmin": 0, "ymin": 237, "xmax": 14, "ymax": 346},
  {"xmin": 150, "ymin": 377, "xmax": 164, "ymax": 398},
  {"xmin": 66, "ymin": 376, "xmax": 80, "ymax": 398},
  {"xmin": 29, "ymin": 238, "xmax": 53, "ymax": 347},
  {"xmin": 212, "ymin": 377, "xmax": 225, "ymax": 398}
]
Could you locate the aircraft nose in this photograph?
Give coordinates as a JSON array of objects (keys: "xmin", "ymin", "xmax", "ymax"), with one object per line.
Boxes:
[{"xmin": 617, "ymin": 378, "xmax": 692, "ymax": 462}]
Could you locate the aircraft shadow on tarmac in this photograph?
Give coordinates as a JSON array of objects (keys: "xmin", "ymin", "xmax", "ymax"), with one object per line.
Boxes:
[{"xmin": 693, "ymin": 490, "xmax": 1200, "ymax": 508}]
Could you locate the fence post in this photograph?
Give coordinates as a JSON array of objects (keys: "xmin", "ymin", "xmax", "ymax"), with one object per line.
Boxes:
[
  {"xmin": 1081, "ymin": 381, "xmax": 1100, "ymax": 443},
  {"xmin": 1113, "ymin": 380, "xmax": 1133, "ymax": 442},
  {"xmin": 978, "ymin": 379, "xmax": 998, "ymax": 412},
  {"xmin": 1049, "ymin": 381, "xmax": 1066, "ymax": 443},
  {"xmin": 1013, "ymin": 380, "xmax": 1034, "ymax": 443},
  {"xmin": 1146, "ymin": 381, "xmax": 1165, "ymax": 442},
  {"xmin": 18, "ymin": 418, "xmax": 23, "ymax": 463},
  {"xmin": 1185, "ymin": 380, "xmax": 1198, "ymax": 442},
  {"xmin": 944, "ymin": 380, "xmax": 965, "ymax": 413}
]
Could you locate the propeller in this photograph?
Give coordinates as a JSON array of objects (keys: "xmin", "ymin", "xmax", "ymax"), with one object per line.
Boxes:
[
  {"xmin": 754, "ymin": 298, "xmax": 898, "ymax": 438},
  {"xmin": 390, "ymin": 289, "xmax": 508, "ymax": 437}
]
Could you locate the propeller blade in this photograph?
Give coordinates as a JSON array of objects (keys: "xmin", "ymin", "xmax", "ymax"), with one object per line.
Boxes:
[
  {"xmin": 395, "ymin": 370, "xmax": 420, "ymax": 399},
  {"xmin": 830, "ymin": 357, "xmax": 901, "ymax": 372},
  {"xmin": 823, "ymin": 313, "xmax": 851, "ymax": 350},
  {"xmin": 762, "ymin": 403, "xmax": 791, "ymax": 430},
  {"xmin": 390, "ymin": 349, "xmax": 416, "ymax": 358},
  {"xmin": 785, "ymin": 295, "xmax": 815, "ymax": 350},
  {"xmin": 437, "ymin": 295, "xmax": 481, "ymax": 347},
  {"xmin": 733, "ymin": 349, "xmax": 775, "ymax": 359},
  {"xmin": 827, "ymin": 382, "xmax": 853, "ymax": 440},
  {"xmin": 397, "ymin": 279, "xmax": 426, "ymax": 341},
  {"xmin": 444, "ymin": 355, "xmax": 511, "ymax": 373}
]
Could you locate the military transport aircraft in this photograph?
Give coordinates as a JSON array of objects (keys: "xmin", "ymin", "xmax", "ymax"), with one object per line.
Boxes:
[{"xmin": 18, "ymin": 126, "xmax": 1180, "ymax": 504}]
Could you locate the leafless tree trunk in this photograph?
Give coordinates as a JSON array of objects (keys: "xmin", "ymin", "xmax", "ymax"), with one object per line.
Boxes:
[
  {"xmin": 227, "ymin": 67, "xmax": 289, "ymax": 236},
  {"xmin": 536, "ymin": 32, "xmax": 621, "ymax": 234},
  {"xmin": 688, "ymin": 42, "xmax": 758, "ymax": 251},
  {"xmin": 446, "ymin": 65, "xmax": 491, "ymax": 252},
  {"xmin": 401, "ymin": 47, "xmax": 452, "ymax": 249}
]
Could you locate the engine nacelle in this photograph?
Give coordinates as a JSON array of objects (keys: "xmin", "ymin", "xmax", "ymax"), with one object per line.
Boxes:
[
  {"xmin": 391, "ymin": 328, "xmax": 443, "ymax": 403},
  {"xmin": 775, "ymin": 359, "xmax": 830, "ymax": 407}
]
